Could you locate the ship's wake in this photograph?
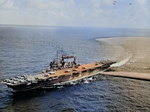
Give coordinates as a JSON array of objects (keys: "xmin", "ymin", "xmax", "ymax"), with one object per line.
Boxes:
[{"xmin": 110, "ymin": 55, "xmax": 132, "ymax": 67}]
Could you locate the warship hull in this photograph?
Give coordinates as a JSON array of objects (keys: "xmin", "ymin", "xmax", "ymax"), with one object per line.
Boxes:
[
  {"xmin": 6, "ymin": 63, "xmax": 113, "ymax": 92},
  {"xmin": 2, "ymin": 55, "xmax": 116, "ymax": 93}
]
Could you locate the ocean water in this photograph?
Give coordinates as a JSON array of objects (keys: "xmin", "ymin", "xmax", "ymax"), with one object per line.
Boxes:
[{"xmin": 0, "ymin": 25, "xmax": 150, "ymax": 112}]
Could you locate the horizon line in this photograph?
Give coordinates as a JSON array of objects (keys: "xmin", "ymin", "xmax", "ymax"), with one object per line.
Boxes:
[{"xmin": 0, "ymin": 24, "xmax": 149, "ymax": 30}]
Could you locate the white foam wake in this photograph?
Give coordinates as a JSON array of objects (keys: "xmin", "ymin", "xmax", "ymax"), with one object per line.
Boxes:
[{"xmin": 111, "ymin": 55, "xmax": 132, "ymax": 67}]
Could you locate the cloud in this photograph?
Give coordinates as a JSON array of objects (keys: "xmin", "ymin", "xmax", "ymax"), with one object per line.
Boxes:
[
  {"xmin": 0, "ymin": 0, "xmax": 4, "ymax": 4},
  {"xmin": 137, "ymin": 0, "xmax": 146, "ymax": 5},
  {"xmin": 25, "ymin": 0, "xmax": 74, "ymax": 10},
  {"xmin": 0, "ymin": 0, "xmax": 14, "ymax": 8},
  {"xmin": 0, "ymin": 0, "xmax": 150, "ymax": 28}
]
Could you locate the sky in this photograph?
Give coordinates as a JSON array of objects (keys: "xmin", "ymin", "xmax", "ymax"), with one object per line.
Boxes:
[{"xmin": 0, "ymin": 0, "xmax": 150, "ymax": 28}]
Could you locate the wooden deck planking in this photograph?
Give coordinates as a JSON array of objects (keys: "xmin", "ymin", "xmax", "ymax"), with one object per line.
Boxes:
[{"xmin": 40, "ymin": 63, "xmax": 103, "ymax": 80}]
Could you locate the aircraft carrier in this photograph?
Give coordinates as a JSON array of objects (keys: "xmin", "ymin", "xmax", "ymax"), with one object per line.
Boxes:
[{"xmin": 2, "ymin": 55, "xmax": 116, "ymax": 92}]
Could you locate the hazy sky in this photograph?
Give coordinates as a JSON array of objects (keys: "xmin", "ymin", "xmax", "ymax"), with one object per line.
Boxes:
[{"xmin": 0, "ymin": 0, "xmax": 150, "ymax": 28}]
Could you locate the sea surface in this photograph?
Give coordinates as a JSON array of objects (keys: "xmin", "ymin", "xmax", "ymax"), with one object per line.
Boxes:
[{"xmin": 0, "ymin": 25, "xmax": 150, "ymax": 112}]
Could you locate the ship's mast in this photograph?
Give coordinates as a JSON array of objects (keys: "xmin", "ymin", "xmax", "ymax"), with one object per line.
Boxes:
[{"xmin": 57, "ymin": 50, "xmax": 58, "ymax": 63}]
